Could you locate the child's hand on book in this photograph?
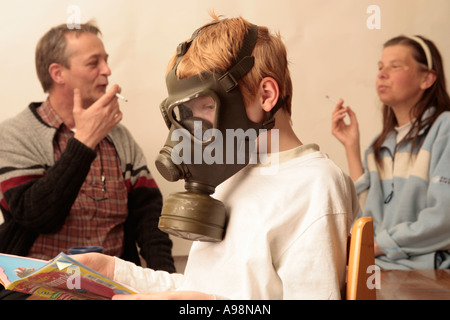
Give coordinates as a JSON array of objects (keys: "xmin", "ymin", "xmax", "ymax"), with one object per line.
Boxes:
[{"xmin": 71, "ymin": 253, "xmax": 115, "ymax": 280}]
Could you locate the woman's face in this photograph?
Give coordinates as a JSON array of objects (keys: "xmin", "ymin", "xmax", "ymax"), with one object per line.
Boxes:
[{"xmin": 376, "ymin": 44, "xmax": 430, "ymax": 111}]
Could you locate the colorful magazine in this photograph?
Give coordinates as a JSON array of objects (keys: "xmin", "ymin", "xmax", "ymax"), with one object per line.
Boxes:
[{"xmin": 0, "ymin": 252, "xmax": 137, "ymax": 300}]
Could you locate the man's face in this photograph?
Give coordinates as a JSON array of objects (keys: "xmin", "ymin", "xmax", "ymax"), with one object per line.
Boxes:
[{"xmin": 63, "ymin": 32, "xmax": 111, "ymax": 107}]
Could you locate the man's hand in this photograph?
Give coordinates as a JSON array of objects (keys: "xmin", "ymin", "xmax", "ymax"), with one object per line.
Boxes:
[{"xmin": 73, "ymin": 84, "xmax": 123, "ymax": 149}]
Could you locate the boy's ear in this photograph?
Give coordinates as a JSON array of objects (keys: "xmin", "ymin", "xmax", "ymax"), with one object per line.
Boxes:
[{"xmin": 259, "ymin": 77, "xmax": 280, "ymax": 112}]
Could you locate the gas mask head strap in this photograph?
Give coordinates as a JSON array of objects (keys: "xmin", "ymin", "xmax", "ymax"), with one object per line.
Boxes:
[
  {"xmin": 217, "ymin": 23, "xmax": 287, "ymax": 130},
  {"xmin": 261, "ymin": 95, "xmax": 289, "ymax": 129},
  {"xmin": 176, "ymin": 21, "xmax": 222, "ymax": 58},
  {"xmin": 175, "ymin": 21, "xmax": 258, "ymax": 93},
  {"xmin": 218, "ymin": 24, "xmax": 258, "ymax": 93}
]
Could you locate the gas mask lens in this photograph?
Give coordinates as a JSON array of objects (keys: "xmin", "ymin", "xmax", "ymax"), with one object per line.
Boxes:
[{"xmin": 169, "ymin": 93, "xmax": 219, "ymax": 142}]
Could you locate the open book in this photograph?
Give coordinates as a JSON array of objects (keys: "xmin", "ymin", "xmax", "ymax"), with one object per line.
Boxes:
[{"xmin": 0, "ymin": 252, "xmax": 137, "ymax": 300}]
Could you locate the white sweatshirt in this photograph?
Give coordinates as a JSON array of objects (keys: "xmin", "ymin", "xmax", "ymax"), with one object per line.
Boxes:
[{"xmin": 114, "ymin": 144, "xmax": 359, "ymax": 299}]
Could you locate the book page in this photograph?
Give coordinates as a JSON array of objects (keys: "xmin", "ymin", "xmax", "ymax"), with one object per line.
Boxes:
[{"xmin": 0, "ymin": 253, "xmax": 137, "ymax": 300}]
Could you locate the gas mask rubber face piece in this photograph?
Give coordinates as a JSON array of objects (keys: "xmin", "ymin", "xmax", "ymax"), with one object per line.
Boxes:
[{"xmin": 156, "ymin": 22, "xmax": 281, "ymax": 242}]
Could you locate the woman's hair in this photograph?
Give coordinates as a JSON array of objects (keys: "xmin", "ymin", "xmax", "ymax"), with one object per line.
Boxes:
[
  {"xmin": 166, "ymin": 12, "xmax": 293, "ymax": 115},
  {"xmin": 372, "ymin": 35, "xmax": 450, "ymax": 167},
  {"xmin": 35, "ymin": 21, "xmax": 101, "ymax": 92}
]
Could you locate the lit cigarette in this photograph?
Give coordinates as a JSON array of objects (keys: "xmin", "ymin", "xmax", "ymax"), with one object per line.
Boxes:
[
  {"xmin": 325, "ymin": 95, "xmax": 338, "ymax": 105},
  {"xmin": 116, "ymin": 93, "xmax": 128, "ymax": 102}
]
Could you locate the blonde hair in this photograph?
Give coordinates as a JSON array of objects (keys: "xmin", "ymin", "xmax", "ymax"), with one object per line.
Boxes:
[{"xmin": 167, "ymin": 13, "xmax": 293, "ymax": 115}]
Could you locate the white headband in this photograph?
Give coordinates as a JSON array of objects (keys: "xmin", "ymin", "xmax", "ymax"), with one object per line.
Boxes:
[{"xmin": 407, "ymin": 36, "xmax": 433, "ymax": 70}]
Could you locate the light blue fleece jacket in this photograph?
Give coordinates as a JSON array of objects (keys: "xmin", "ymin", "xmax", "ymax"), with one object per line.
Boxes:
[{"xmin": 356, "ymin": 109, "xmax": 450, "ymax": 270}]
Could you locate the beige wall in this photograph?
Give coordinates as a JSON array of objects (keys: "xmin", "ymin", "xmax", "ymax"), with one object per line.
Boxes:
[{"xmin": 1, "ymin": 0, "xmax": 449, "ymax": 255}]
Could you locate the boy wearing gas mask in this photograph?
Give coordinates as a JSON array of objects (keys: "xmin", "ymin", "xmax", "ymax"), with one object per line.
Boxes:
[{"xmin": 75, "ymin": 14, "xmax": 359, "ymax": 299}]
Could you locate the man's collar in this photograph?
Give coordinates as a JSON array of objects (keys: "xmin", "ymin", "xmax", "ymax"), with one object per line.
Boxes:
[{"xmin": 35, "ymin": 98, "xmax": 65, "ymax": 130}]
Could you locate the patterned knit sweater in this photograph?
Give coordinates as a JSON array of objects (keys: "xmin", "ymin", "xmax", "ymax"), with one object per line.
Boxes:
[{"xmin": 0, "ymin": 103, "xmax": 175, "ymax": 272}]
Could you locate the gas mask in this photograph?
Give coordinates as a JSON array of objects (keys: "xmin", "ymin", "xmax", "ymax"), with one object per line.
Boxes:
[{"xmin": 155, "ymin": 21, "xmax": 285, "ymax": 241}]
